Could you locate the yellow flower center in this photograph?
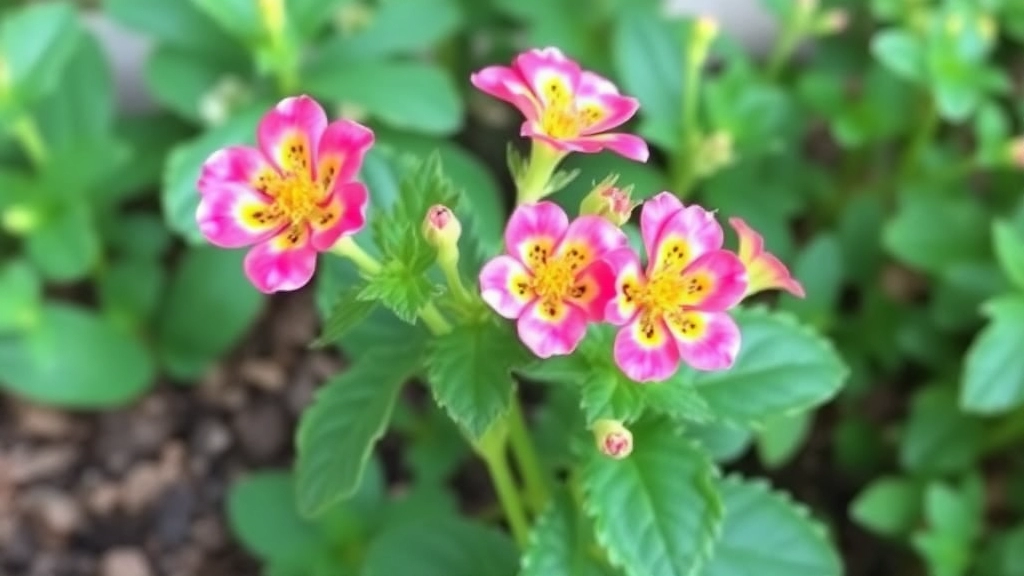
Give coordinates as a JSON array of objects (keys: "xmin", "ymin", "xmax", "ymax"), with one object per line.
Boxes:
[
  {"xmin": 537, "ymin": 78, "xmax": 605, "ymax": 139},
  {"xmin": 523, "ymin": 242, "xmax": 591, "ymax": 310}
]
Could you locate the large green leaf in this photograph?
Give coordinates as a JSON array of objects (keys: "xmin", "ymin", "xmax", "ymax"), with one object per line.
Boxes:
[
  {"xmin": 34, "ymin": 32, "xmax": 114, "ymax": 150},
  {"xmin": 0, "ymin": 2, "xmax": 80, "ymax": 109},
  {"xmin": 960, "ymin": 295, "xmax": 1024, "ymax": 414},
  {"xmin": 690, "ymin": 308, "xmax": 847, "ymax": 426},
  {"xmin": 25, "ymin": 202, "xmax": 101, "ymax": 282},
  {"xmin": 143, "ymin": 45, "xmax": 229, "ymax": 123},
  {"xmin": 0, "ymin": 303, "xmax": 154, "ymax": 408},
  {"xmin": 362, "ymin": 517, "xmax": 518, "ymax": 576},
  {"xmin": 883, "ymin": 194, "xmax": 989, "ymax": 275},
  {"xmin": 317, "ymin": 0, "xmax": 463, "ymax": 61},
  {"xmin": 154, "ymin": 247, "xmax": 265, "ymax": 379},
  {"xmin": 426, "ymin": 318, "xmax": 528, "ymax": 439},
  {"xmin": 102, "ymin": 0, "xmax": 243, "ymax": 60},
  {"xmin": 0, "ymin": 260, "xmax": 40, "ymax": 333},
  {"xmin": 584, "ymin": 419, "xmax": 723, "ymax": 576},
  {"xmin": 295, "ymin": 347, "xmax": 422, "ymax": 517},
  {"xmin": 523, "ymin": 492, "xmax": 615, "ymax": 576},
  {"xmin": 900, "ymin": 386, "xmax": 983, "ymax": 475},
  {"xmin": 189, "ymin": 0, "xmax": 263, "ymax": 47},
  {"xmin": 699, "ymin": 476, "xmax": 842, "ymax": 576}
]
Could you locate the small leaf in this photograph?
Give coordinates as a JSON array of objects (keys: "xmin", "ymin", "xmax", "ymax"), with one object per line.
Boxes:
[
  {"xmin": 426, "ymin": 318, "xmax": 528, "ymax": 439},
  {"xmin": 579, "ymin": 371, "xmax": 646, "ymax": 425},
  {"xmin": 362, "ymin": 517, "xmax": 518, "ymax": 576},
  {"xmin": 189, "ymin": 0, "xmax": 263, "ymax": 46},
  {"xmin": 992, "ymin": 220, "xmax": 1024, "ymax": 290},
  {"xmin": 641, "ymin": 376, "xmax": 714, "ymax": 424},
  {"xmin": 687, "ymin": 421, "xmax": 753, "ymax": 464},
  {"xmin": 912, "ymin": 478, "xmax": 985, "ymax": 576},
  {"xmin": 700, "ymin": 475, "xmax": 842, "ymax": 576},
  {"xmin": 523, "ymin": 491, "xmax": 614, "ymax": 576},
  {"xmin": 296, "ymin": 347, "xmax": 422, "ymax": 517},
  {"xmin": 755, "ymin": 412, "xmax": 813, "ymax": 469},
  {"xmin": 0, "ymin": 303, "xmax": 154, "ymax": 408},
  {"xmin": 900, "ymin": 386, "xmax": 983, "ymax": 475},
  {"xmin": 317, "ymin": 0, "xmax": 463, "ymax": 61},
  {"xmin": 883, "ymin": 194, "xmax": 989, "ymax": 275},
  {"xmin": 98, "ymin": 258, "xmax": 166, "ymax": 331},
  {"xmin": 778, "ymin": 234, "xmax": 845, "ymax": 330},
  {"xmin": 102, "ymin": 0, "xmax": 244, "ymax": 59},
  {"xmin": 961, "ymin": 296, "xmax": 1024, "ymax": 414},
  {"xmin": 311, "ymin": 285, "xmax": 377, "ymax": 348},
  {"xmin": 584, "ymin": 418, "xmax": 723, "ymax": 576},
  {"xmin": 25, "ymin": 202, "xmax": 101, "ymax": 282},
  {"xmin": 850, "ymin": 476, "xmax": 923, "ymax": 538},
  {"xmin": 0, "ymin": 1, "xmax": 80, "ymax": 108},
  {"xmin": 358, "ymin": 262, "xmax": 440, "ymax": 324},
  {"xmin": 0, "ymin": 259, "xmax": 40, "ymax": 333},
  {"xmin": 871, "ymin": 29, "xmax": 926, "ymax": 83},
  {"xmin": 144, "ymin": 45, "xmax": 231, "ymax": 123},
  {"xmin": 691, "ymin": 308, "xmax": 847, "ymax": 426}
]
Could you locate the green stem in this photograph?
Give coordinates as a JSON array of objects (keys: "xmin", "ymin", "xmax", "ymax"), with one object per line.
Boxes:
[
  {"xmin": 896, "ymin": 99, "xmax": 939, "ymax": 184},
  {"xmin": 438, "ymin": 249, "xmax": 474, "ymax": 306},
  {"xmin": 671, "ymin": 20, "xmax": 715, "ymax": 198},
  {"xmin": 507, "ymin": 398, "xmax": 549, "ymax": 512},
  {"xmin": 12, "ymin": 115, "xmax": 47, "ymax": 168},
  {"xmin": 765, "ymin": 4, "xmax": 815, "ymax": 81},
  {"xmin": 418, "ymin": 302, "xmax": 453, "ymax": 335},
  {"xmin": 481, "ymin": 445, "xmax": 531, "ymax": 548},
  {"xmin": 516, "ymin": 142, "xmax": 564, "ymax": 205},
  {"xmin": 331, "ymin": 236, "xmax": 382, "ymax": 275}
]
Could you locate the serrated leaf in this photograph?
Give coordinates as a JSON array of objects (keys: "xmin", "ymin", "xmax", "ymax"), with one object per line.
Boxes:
[
  {"xmin": 850, "ymin": 476, "xmax": 922, "ymax": 538},
  {"xmin": 362, "ymin": 517, "xmax": 517, "ymax": 576},
  {"xmin": 312, "ymin": 284, "xmax": 376, "ymax": 348},
  {"xmin": 699, "ymin": 475, "xmax": 842, "ymax": 576},
  {"xmin": 296, "ymin": 347, "xmax": 422, "ymax": 517},
  {"xmin": 641, "ymin": 376, "xmax": 714, "ymax": 424},
  {"xmin": 523, "ymin": 491, "xmax": 615, "ymax": 576},
  {"xmin": 358, "ymin": 261, "xmax": 440, "ymax": 324},
  {"xmin": 426, "ymin": 318, "xmax": 528, "ymax": 439},
  {"xmin": 900, "ymin": 386, "xmax": 983, "ymax": 475},
  {"xmin": 960, "ymin": 295, "xmax": 1024, "ymax": 414},
  {"xmin": 585, "ymin": 419, "xmax": 723, "ymax": 576},
  {"xmin": 579, "ymin": 371, "xmax": 646, "ymax": 425},
  {"xmin": 690, "ymin": 308, "xmax": 847, "ymax": 426}
]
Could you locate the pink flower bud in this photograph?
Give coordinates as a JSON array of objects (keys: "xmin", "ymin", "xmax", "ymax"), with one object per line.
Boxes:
[
  {"xmin": 594, "ymin": 419, "xmax": 633, "ymax": 459},
  {"xmin": 579, "ymin": 175, "xmax": 639, "ymax": 226},
  {"xmin": 423, "ymin": 204, "xmax": 462, "ymax": 248}
]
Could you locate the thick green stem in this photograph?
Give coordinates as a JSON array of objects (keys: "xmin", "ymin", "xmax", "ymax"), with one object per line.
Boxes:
[
  {"xmin": 516, "ymin": 142, "xmax": 564, "ymax": 205},
  {"xmin": 12, "ymin": 115, "xmax": 47, "ymax": 168},
  {"xmin": 507, "ymin": 398, "xmax": 549, "ymax": 512},
  {"xmin": 331, "ymin": 236, "xmax": 383, "ymax": 275},
  {"xmin": 481, "ymin": 445, "xmax": 531, "ymax": 548},
  {"xmin": 438, "ymin": 248, "xmax": 474, "ymax": 306}
]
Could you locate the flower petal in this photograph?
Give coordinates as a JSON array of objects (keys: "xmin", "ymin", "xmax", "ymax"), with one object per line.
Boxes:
[
  {"xmin": 315, "ymin": 119, "xmax": 375, "ymax": 192},
  {"xmin": 575, "ymin": 72, "xmax": 641, "ymax": 134},
  {"xmin": 613, "ymin": 313, "xmax": 681, "ymax": 383},
  {"xmin": 574, "ymin": 133, "xmax": 649, "ymax": 162},
  {"xmin": 257, "ymin": 95, "xmax": 328, "ymax": 175},
  {"xmin": 505, "ymin": 201, "xmax": 569, "ymax": 269},
  {"xmin": 639, "ymin": 192, "xmax": 685, "ymax": 257},
  {"xmin": 516, "ymin": 299, "xmax": 588, "ymax": 358},
  {"xmin": 666, "ymin": 310, "xmax": 741, "ymax": 371},
  {"xmin": 308, "ymin": 181, "xmax": 368, "ymax": 251},
  {"xmin": 480, "ymin": 255, "xmax": 535, "ymax": 319},
  {"xmin": 604, "ymin": 248, "xmax": 645, "ymax": 326},
  {"xmin": 650, "ymin": 204, "xmax": 725, "ymax": 274},
  {"xmin": 196, "ymin": 183, "xmax": 285, "ymax": 248},
  {"xmin": 470, "ymin": 65, "xmax": 542, "ymax": 121},
  {"xmin": 555, "ymin": 214, "xmax": 629, "ymax": 271},
  {"xmin": 244, "ymin": 224, "xmax": 318, "ymax": 293},
  {"xmin": 567, "ymin": 259, "xmax": 617, "ymax": 320},
  {"xmin": 729, "ymin": 217, "xmax": 805, "ymax": 298},
  {"xmin": 677, "ymin": 250, "xmax": 748, "ymax": 311},
  {"xmin": 513, "ymin": 47, "xmax": 582, "ymax": 108},
  {"xmin": 197, "ymin": 146, "xmax": 277, "ymax": 195}
]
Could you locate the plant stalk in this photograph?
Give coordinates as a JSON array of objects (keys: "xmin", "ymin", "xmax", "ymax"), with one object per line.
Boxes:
[
  {"xmin": 507, "ymin": 397, "xmax": 550, "ymax": 512},
  {"xmin": 481, "ymin": 444, "xmax": 531, "ymax": 548},
  {"xmin": 12, "ymin": 115, "xmax": 48, "ymax": 168}
]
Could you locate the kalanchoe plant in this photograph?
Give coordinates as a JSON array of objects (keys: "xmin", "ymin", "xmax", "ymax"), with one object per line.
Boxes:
[{"xmin": 197, "ymin": 44, "xmax": 847, "ymax": 576}]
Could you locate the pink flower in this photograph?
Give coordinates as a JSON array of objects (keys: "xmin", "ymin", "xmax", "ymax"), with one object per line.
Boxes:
[
  {"xmin": 729, "ymin": 218, "xmax": 805, "ymax": 298},
  {"xmin": 479, "ymin": 202, "xmax": 628, "ymax": 358},
  {"xmin": 606, "ymin": 193, "xmax": 748, "ymax": 382},
  {"xmin": 196, "ymin": 95, "xmax": 373, "ymax": 293},
  {"xmin": 470, "ymin": 47, "xmax": 649, "ymax": 162}
]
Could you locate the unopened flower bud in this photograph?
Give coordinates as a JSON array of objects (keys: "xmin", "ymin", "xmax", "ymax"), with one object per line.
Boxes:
[
  {"xmin": 579, "ymin": 175, "xmax": 638, "ymax": 226},
  {"xmin": 594, "ymin": 419, "xmax": 633, "ymax": 459},
  {"xmin": 693, "ymin": 16, "xmax": 719, "ymax": 44},
  {"xmin": 814, "ymin": 9, "xmax": 849, "ymax": 35},
  {"xmin": 1, "ymin": 204, "xmax": 38, "ymax": 235},
  {"xmin": 694, "ymin": 131, "xmax": 735, "ymax": 178},
  {"xmin": 1005, "ymin": 138, "xmax": 1024, "ymax": 168},
  {"xmin": 199, "ymin": 76, "xmax": 250, "ymax": 126},
  {"xmin": 423, "ymin": 205, "xmax": 462, "ymax": 250}
]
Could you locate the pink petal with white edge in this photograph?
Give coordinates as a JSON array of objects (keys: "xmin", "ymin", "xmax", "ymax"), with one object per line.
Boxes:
[
  {"xmin": 556, "ymin": 214, "xmax": 629, "ymax": 267},
  {"xmin": 308, "ymin": 181, "xmax": 368, "ymax": 251},
  {"xmin": 649, "ymin": 203, "xmax": 725, "ymax": 274},
  {"xmin": 576, "ymin": 133, "xmax": 650, "ymax": 162},
  {"xmin": 505, "ymin": 201, "xmax": 569, "ymax": 268},
  {"xmin": 603, "ymin": 248, "xmax": 645, "ymax": 326},
  {"xmin": 613, "ymin": 315, "xmax": 681, "ymax": 383},
  {"xmin": 470, "ymin": 65, "xmax": 542, "ymax": 121},
  {"xmin": 567, "ymin": 259, "xmax": 617, "ymax": 321},
  {"xmin": 513, "ymin": 47, "xmax": 582, "ymax": 107},
  {"xmin": 480, "ymin": 255, "xmax": 535, "ymax": 319},
  {"xmin": 257, "ymin": 95, "xmax": 328, "ymax": 175},
  {"xmin": 516, "ymin": 299, "xmax": 589, "ymax": 358},
  {"xmin": 668, "ymin": 310, "xmax": 741, "ymax": 371},
  {"xmin": 316, "ymin": 120, "xmax": 375, "ymax": 191},
  {"xmin": 640, "ymin": 192, "xmax": 685, "ymax": 256},
  {"xmin": 196, "ymin": 183, "xmax": 284, "ymax": 248},
  {"xmin": 197, "ymin": 146, "xmax": 274, "ymax": 194},
  {"xmin": 520, "ymin": 128, "xmax": 597, "ymax": 155},
  {"xmin": 678, "ymin": 250, "xmax": 748, "ymax": 311},
  {"xmin": 244, "ymin": 232, "xmax": 318, "ymax": 294}
]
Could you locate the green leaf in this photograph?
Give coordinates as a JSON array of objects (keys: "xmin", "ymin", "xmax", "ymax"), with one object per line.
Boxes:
[
  {"xmin": 0, "ymin": 303, "xmax": 154, "ymax": 408},
  {"xmin": 25, "ymin": 202, "xmax": 101, "ymax": 282},
  {"xmin": 319, "ymin": 0, "xmax": 463, "ymax": 60},
  {"xmin": 976, "ymin": 524, "xmax": 1024, "ymax": 576},
  {"xmin": 960, "ymin": 295, "xmax": 1024, "ymax": 414},
  {"xmin": 641, "ymin": 377, "xmax": 714, "ymax": 424},
  {"xmin": 104, "ymin": 212, "xmax": 174, "ymax": 260},
  {"xmin": 850, "ymin": 476, "xmax": 922, "ymax": 538},
  {"xmin": 285, "ymin": 0, "xmax": 350, "ymax": 39},
  {"xmin": 0, "ymin": 1, "xmax": 80, "ymax": 108},
  {"xmin": 523, "ymin": 491, "xmax": 613, "ymax": 576},
  {"xmin": 900, "ymin": 386, "xmax": 983, "ymax": 475},
  {"xmin": 755, "ymin": 412, "xmax": 813, "ymax": 470},
  {"xmin": 778, "ymin": 234, "xmax": 844, "ymax": 330},
  {"xmin": 296, "ymin": 347, "xmax": 422, "ymax": 517},
  {"xmin": 162, "ymin": 104, "xmax": 267, "ymax": 242},
  {"xmin": 690, "ymin": 308, "xmax": 847, "ymax": 426},
  {"xmin": 143, "ymin": 45, "xmax": 230, "ymax": 123},
  {"xmin": 686, "ymin": 421, "xmax": 752, "ymax": 464},
  {"xmin": 98, "ymin": 258, "xmax": 166, "ymax": 331},
  {"xmin": 700, "ymin": 475, "xmax": 841, "ymax": 576},
  {"xmin": 189, "ymin": 0, "xmax": 263, "ymax": 46},
  {"xmin": 358, "ymin": 261, "xmax": 440, "ymax": 324},
  {"xmin": 311, "ymin": 284, "xmax": 377, "ymax": 348},
  {"xmin": 34, "ymin": 32, "xmax": 114, "ymax": 150},
  {"xmin": 871, "ymin": 29, "xmax": 926, "ymax": 83},
  {"xmin": 363, "ymin": 517, "xmax": 518, "ymax": 576},
  {"xmin": 155, "ymin": 247, "xmax": 265, "ymax": 379},
  {"xmin": 102, "ymin": 0, "xmax": 244, "ymax": 60},
  {"xmin": 0, "ymin": 260, "xmax": 40, "ymax": 333},
  {"xmin": 912, "ymin": 477, "xmax": 984, "ymax": 576},
  {"xmin": 579, "ymin": 371, "xmax": 646, "ymax": 425},
  {"xmin": 993, "ymin": 220, "xmax": 1024, "ymax": 290},
  {"xmin": 304, "ymin": 60, "xmax": 463, "ymax": 135},
  {"xmin": 100, "ymin": 114, "xmax": 193, "ymax": 205},
  {"xmin": 426, "ymin": 318, "xmax": 528, "ymax": 439},
  {"xmin": 585, "ymin": 419, "xmax": 723, "ymax": 576},
  {"xmin": 883, "ymin": 194, "xmax": 989, "ymax": 275}
]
